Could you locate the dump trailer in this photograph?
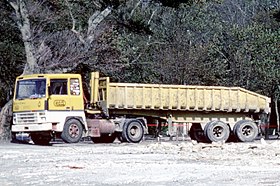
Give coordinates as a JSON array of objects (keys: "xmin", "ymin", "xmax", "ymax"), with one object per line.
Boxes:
[
  {"xmin": 12, "ymin": 72, "xmax": 270, "ymax": 145},
  {"xmin": 92, "ymin": 72, "xmax": 270, "ymax": 142}
]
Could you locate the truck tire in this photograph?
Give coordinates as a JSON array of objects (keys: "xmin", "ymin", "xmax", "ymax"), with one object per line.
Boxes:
[
  {"xmin": 122, "ymin": 120, "xmax": 144, "ymax": 143},
  {"xmin": 233, "ymin": 120, "xmax": 258, "ymax": 142},
  {"xmin": 189, "ymin": 125, "xmax": 206, "ymax": 142},
  {"xmin": 61, "ymin": 119, "xmax": 83, "ymax": 143},
  {"xmin": 204, "ymin": 121, "xmax": 230, "ymax": 142},
  {"xmin": 116, "ymin": 132, "xmax": 127, "ymax": 142},
  {"xmin": 91, "ymin": 133, "xmax": 116, "ymax": 143},
  {"xmin": 31, "ymin": 133, "xmax": 51, "ymax": 145},
  {"xmin": 11, "ymin": 132, "xmax": 20, "ymax": 143}
]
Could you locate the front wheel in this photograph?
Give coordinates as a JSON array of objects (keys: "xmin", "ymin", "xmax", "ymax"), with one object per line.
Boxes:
[
  {"xmin": 122, "ymin": 120, "xmax": 144, "ymax": 143},
  {"xmin": 31, "ymin": 133, "xmax": 51, "ymax": 145},
  {"xmin": 61, "ymin": 119, "xmax": 83, "ymax": 143}
]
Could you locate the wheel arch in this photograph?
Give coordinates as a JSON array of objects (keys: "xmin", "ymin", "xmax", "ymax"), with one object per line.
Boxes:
[
  {"xmin": 65, "ymin": 116, "xmax": 86, "ymax": 131},
  {"xmin": 123, "ymin": 118, "xmax": 148, "ymax": 133}
]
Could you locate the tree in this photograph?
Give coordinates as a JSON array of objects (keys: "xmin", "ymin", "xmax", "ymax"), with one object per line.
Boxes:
[
  {"xmin": 1, "ymin": 0, "xmax": 279, "ymax": 140},
  {"xmin": 203, "ymin": 0, "xmax": 280, "ymax": 136},
  {"xmin": 0, "ymin": 0, "xmax": 115, "ymax": 140},
  {"xmin": 0, "ymin": 2, "xmax": 25, "ymax": 107}
]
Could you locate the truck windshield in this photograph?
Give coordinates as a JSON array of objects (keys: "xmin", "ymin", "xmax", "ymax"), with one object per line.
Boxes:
[{"xmin": 16, "ymin": 79, "xmax": 46, "ymax": 99}]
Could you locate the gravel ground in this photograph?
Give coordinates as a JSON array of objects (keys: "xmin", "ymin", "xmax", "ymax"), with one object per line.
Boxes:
[{"xmin": 1, "ymin": 138, "xmax": 280, "ymax": 186}]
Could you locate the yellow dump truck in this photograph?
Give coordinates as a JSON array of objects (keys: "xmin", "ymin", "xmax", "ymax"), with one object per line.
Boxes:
[{"xmin": 12, "ymin": 72, "xmax": 270, "ymax": 145}]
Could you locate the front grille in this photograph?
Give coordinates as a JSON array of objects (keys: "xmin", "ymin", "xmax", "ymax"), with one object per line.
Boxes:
[{"xmin": 16, "ymin": 112, "xmax": 38, "ymax": 124}]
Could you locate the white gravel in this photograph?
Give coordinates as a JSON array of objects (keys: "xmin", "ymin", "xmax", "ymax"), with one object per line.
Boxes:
[{"xmin": 1, "ymin": 139, "xmax": 280, "ymax": 186}]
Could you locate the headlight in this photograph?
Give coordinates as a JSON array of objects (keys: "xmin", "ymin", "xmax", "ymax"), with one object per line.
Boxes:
[
  {"xmin": 13, "ymin": 114, "xmax": 17, "ymax": 123},
  {"xmin": 40, "ymin": 117, "xmax": 46, "ymax": 121}
]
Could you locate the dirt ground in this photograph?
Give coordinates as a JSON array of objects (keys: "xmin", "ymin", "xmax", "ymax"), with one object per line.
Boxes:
[{"xmin": 1, "ymin": 137, "xmax": 280, "ymax": 186}]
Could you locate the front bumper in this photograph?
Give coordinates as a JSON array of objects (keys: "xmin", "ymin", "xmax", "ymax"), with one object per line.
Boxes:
[{"xmin": 12, "ymin": 123, "xmax": 53, "ymax": 132}]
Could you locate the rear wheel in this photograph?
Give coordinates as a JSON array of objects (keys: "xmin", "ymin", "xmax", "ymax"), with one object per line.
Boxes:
[
  {"xmin": 116, "ymin": 132, "xmax": 127, "ymax": 142},
  {"xmin": 61, "ymin": 119, "xmax": 83, "ymax": 143},
  {"xmin": 234, "ymin": 120, "xmax": 258, "ymax": 142},
  {"xmin": 122, "ymin": 120, "xmax": 144, "ymax": 143},
  {"xmin": 189, "ymin": 124, "xmax": 206, "ymax": 142},
  {"xmin": 91, "ymin": 133, "xmax": 116, "ymax": 143},
  {"xmin": 204, "ymin": 121, "xmax": 230, "ymax": 142}
]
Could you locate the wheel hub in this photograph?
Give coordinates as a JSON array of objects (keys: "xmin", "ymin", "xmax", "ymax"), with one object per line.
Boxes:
[
  {"xmin": 130, "ymin": 126, "xmax": 139, "ymax": 136},
  {"xmin": 69, "ymin": 124, "xmax": 79, "ymax": 138},
  {"xmin": 213, "ymin": 126, "xmax": 223, "ymax": 137},
  {"xmin": 242, "ymin": 126, "xmax": 252, "ymax": 136}
]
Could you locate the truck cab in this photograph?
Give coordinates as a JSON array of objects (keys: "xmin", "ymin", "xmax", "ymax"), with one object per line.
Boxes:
[{"xmin": 12, "ymin": 74, "xmax": 87, "ymax": 144}]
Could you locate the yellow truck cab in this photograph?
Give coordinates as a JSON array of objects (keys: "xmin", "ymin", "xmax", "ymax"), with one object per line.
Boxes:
[{"xmin": 12, "ymin": 74, "xmax": 87, "ymax": 144}]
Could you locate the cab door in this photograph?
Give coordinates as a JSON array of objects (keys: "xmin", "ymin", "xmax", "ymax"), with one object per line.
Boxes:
[{"xmin": 48, "ymin": 79, "xmax": 71, "ymax": 111}]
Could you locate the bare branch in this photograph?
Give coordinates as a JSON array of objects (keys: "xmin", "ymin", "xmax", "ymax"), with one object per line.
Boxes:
[
  {"xmin": 87, "ymin": 7, "xmax": 112, "ymax": 44},
  {"xmin": 7, "ymin": 0, "xmax": 18, "ymax": 11},
  {"xmin": 87, "ymin": 11, "xmax": 101, "ymax": 35},
  {"xmin": 7, "ymin": 0, "xmax": 22, "ymax": 28},
  {"xmin": 65, "ymin": 0, "xmax": 76, "ymax": 31},
  {"xmin": 65, "ymin": 0, "xmax": 86, "ymax": 44},
  {"xmin": 129, "ymin": 0, "xmax": 141, "ymax": 19},
  {"xmin": 231, "ymin": 1, "xmax": 249, "ymax": 18},
  {"xmin": 147, "ymin": 8, "xmax": 157, "ymax": 25},
  {"xmin": 92, "ymin": 1, "xmax": 102, "ymax": 9},
  {"xmin": 130, "ymin": 52, "xmax": 143, "ymax": 64}
]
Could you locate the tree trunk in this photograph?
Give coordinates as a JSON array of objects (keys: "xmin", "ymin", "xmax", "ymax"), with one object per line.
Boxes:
[
  {"xmin": 0, "ymin": 100, "xmax": 13, "ymax": 141},
  {"xmin": 9, "ymin": 0, "xmax": 39, "ymax": 74},
  {"xmin": 275, "ymin": 97, "xmax": 280, "ymax": 134},
  {"xmin": 0, "ymin": 1, "xmax": 39, "ymax": 140}
]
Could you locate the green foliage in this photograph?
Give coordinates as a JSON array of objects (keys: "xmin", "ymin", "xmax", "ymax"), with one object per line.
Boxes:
[
  {"xmin": 1, "ymin": 0, "xmax": 280, "ymax": 107},
  {"xmin": 153, "ymin": 0, "xmax": 223, "ymax": 8},
  {"xmin": 203, "ymin": 2, "xmax": 280, "ymax": 96},
  {"xmin": 0, "ymin": 1, "xmax": 25, "ymax": 107}
]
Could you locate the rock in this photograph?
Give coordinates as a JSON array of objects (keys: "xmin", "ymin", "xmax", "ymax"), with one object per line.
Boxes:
[
  {"xmin": 0, "ymin": 100, "xmax": 13, "ymax": 141},
  {"xmin": 191, "ymin": 140, "xmax": 198, "ymax": 145},
  {"xmin": 260, "ymin": 138, "xmax": 267, "ymax": 145}
]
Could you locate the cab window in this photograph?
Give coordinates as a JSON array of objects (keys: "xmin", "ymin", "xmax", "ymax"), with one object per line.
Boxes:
[
  {"xmin": 70, "ymin": 78, "xmax": 80, "ymax": 95},
  {"xmin": 16, "ymin": 79, "xmax": 46, "ymax": 99},
  {"xmin": 50, "ymin": 79, "xmax": 68, "ymax": 95}
]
